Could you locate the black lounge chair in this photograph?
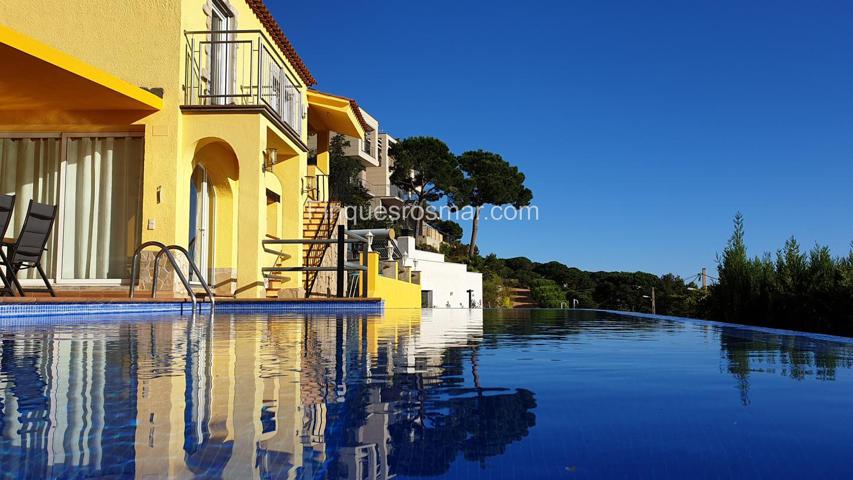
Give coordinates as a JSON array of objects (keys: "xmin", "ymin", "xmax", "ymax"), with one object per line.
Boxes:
[
  {"xmin": 0, "ymin": 200, "xmax": 57, "ymax": 297},
  {"xmin": 0, "ymin": 194, "xmax": 15, "ymax": 296}
]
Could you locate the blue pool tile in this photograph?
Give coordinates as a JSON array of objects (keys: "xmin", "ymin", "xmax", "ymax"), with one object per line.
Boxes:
[{"xmin": 0, "ymin": 300, "xmax": 383, "ymax": 320}]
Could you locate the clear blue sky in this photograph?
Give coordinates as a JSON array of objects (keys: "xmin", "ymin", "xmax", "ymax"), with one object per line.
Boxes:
[{"xmin": 272, "ymin": 0, "xmax": 853, "ymax": 278}]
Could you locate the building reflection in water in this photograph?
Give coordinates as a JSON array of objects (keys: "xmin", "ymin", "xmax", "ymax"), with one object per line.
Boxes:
[
  {"xmin": 0, "ymin": 325, "xmax": 136, "ymax": 478},
  {"xmin": 0, "ymin": 309, "xmax": 535, "ymax": 479}
]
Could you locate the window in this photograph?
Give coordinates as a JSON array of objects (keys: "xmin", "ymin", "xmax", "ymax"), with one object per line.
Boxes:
[
  {"xmin": 0, "ymin": 134, "xmax": 144, "ymax": 282},
  {"xmin": 362, "ymin": 132, "xmax": 371, "ymax": 154},
  {"xmin": 0, "ymin": 137, "xmax": 61, "ymax": 280},
  {"xmin": 265, "ymin": 189, "xmax": 280, "ymax": 237}
]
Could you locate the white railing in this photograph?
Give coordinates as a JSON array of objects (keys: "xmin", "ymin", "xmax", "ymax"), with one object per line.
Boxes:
[{"xmin": 184, "ymin": 30, "xmax": 303, "ymax": 136}]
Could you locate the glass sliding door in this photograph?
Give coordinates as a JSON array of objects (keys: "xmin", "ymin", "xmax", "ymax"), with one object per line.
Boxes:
[
  {"xmin": 61, "ymin": 136, "xmax": 143, "ymax": 280},
  {"xmin": 0, "ymin": 137, "xmax": 61, "ymax": 280}
]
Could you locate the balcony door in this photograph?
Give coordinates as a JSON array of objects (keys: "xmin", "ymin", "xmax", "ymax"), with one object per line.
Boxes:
[{"xmin": 209, "ymin": 0, "xmax": 232, "ymax": 105}]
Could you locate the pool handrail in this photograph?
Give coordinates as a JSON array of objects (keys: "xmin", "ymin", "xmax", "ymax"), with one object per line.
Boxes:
[
  {"xmin": 129, "ymin": 241, "xmax": 213, "ymax": 312},
  {"xmin": 152, "ymin": 244, "xmax": 215, "ymax": 308}
]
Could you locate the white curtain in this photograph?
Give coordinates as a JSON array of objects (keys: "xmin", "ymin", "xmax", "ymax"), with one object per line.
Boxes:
[
  {"xmin": 0, "ymin": 137, "xmax": 61, "ymax": 279},
  {"xmin": 62, "ymin": 137, "xmax": 143, "ymax": 280}
]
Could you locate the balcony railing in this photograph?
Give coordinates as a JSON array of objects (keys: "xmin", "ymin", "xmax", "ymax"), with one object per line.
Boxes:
[
  {"xmin": 358, "ymin": 175, "xmax": 373, "ymax": 196},
  {"xmin": 389, "ymin": 185, "xmax": 414, "ymax": 201},
  {"xmin": 184, "ymin": 30, "xmax": 303, "ymax": 137}
]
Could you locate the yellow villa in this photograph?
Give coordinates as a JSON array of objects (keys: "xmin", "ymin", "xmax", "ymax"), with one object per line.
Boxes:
[{"xmin": 0, "ymin": 0, "xmax": 420, "ymax": 306}]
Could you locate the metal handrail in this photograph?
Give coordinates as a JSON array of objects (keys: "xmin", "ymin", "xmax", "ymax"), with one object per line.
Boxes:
[
  {"xmin": 128, "ymin": 241, "xmax": 214, "ymax": 313},
  {"xmin": 303, "ymin": 201, "xmax": 338, "ymax": 296},
  {"xmin": 153, "ymin": 245, "xmax": 215, "ymax": 308},
  {"xmin": 261, "ymin": 226, "xmax": 371, "ymax": 298},
  {"xmin": 347, "ymin": 272, "xmax": 360, "ymax": 297},
  {"xmin": 182, "ymin": 29, "xmax": 304, "ymax": 136},
  {"xmin": 183, "ymin": 29, "xmax": 304, "ymax": 87},
  {"xmin": 262, "ymin": 265, "xmax": 366, "ymax": 273}
]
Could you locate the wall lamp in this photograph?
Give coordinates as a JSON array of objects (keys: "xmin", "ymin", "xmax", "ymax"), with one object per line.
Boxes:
[{"xmin": 263, "ymin": 148, "xmax": 278, "ymax": 172}]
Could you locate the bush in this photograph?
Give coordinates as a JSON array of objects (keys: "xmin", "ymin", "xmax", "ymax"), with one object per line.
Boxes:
[
  {"xmin": 483, "ymin": 272, "xmax": 511, "ymax": 308},
  {"xmin": 529, "ymin": 278, "xmax": 566, "ymax": 308},
  {"xmin": 709, "ymin": 214, "xmax": 853, "ymax": 335}
]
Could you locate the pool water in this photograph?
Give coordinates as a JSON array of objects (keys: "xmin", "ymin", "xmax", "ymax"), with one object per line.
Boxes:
[{"xmin": 2, "ymin": 309, "xmax": 853, "ymax": 479}]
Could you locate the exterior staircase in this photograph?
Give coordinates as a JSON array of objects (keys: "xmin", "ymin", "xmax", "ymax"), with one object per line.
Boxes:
[
  {"xmin": 302, "ymin": 201, "xmax": 341, "ymax": 297},
  {"xmin": 509, "ymin": 287, "xmax": 537, "ymax": 308}
]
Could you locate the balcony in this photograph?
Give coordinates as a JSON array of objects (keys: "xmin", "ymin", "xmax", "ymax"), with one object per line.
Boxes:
[
  {"xmin": 389, "ymin": 185, "xmax": 414, "ymax": 201},
  {"xmin": 343, "ymin": 136, "xmax": 378, "ymax": 168},
  {"xmin": 183, "ymin": 30, "xmax": 304, "ymax": 141}
]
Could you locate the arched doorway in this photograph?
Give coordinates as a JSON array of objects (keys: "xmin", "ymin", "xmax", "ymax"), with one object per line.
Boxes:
[
  {"xmin": 189, "ymin": 164, "xmax": 216, "ymax": 282},
  {"xmin": 186, "ymin": 138, "xmax": 239, "ymax": 295}
]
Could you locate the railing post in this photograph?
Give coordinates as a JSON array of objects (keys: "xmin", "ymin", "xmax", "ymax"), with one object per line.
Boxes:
[
  {"xmin": 336, "ymin": 225, "xmax": 345, "ymax": 298},
  {"xmin": 248, "ymin": 35, "xmax": 254, "ymax": 105},
  {"xmin": 362, "ymin": 241, "xmax": 369, "ymax": 298},
  {"xmin": 257, "ymin": 36, "xmax": 263, "ymax": 106},
  {"xmin": 188, "ymin": 35, "xmax": 192, "ymax": 105},
  {"xmin": 280, "ymin": 71, "xmax": 286, "ymax": 121}
]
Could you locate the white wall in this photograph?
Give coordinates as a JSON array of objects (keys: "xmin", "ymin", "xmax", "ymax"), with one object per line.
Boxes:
[{"xmin": 397, "ymin": 237, "xmax": 483, "ymax": 308}]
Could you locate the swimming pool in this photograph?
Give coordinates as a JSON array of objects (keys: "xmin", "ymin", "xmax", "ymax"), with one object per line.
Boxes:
[{"xmin": 1, "ymin": 309, "xmax": 852, "ymax": 478}]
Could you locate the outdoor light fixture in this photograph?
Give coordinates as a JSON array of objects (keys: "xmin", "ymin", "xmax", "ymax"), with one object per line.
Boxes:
[{"xmin": 263, "ymin": 148, "xmax": 278, "ymax": 172}]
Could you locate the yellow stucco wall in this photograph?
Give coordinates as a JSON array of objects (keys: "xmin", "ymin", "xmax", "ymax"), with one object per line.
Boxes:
[
  {"xmin": 1, "ymin": 0, "xmax": 312, "ymax": 298},
  {"xmin": 179, "ymin": 113, "xmax": 307, "ymax": 296},
  {"xmin": 0, "ymin": 0, "xmax": 184, "ymax": 251},
  {"xmin": 363, "ymin": 252, "xmax": 421, "ymax": 309},
  {"xmin": 2, "ymin": 1, "xmax": 417, "ymax": 307},
  {"xmin": 0, "ymin": 1, "xmax": 182, "ymax": 98}
]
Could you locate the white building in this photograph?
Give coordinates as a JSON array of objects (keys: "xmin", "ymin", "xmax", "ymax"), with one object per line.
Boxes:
[{"xmin": 397, "ymin": 236, "xmax": 482, "ymax": 308}]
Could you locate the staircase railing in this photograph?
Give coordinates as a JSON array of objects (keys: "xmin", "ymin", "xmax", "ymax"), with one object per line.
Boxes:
[
  {"xmin": 262, "ymin": 226, "xmax": 370, "ymax": 298},
  {"xmin": 129, "ymin": 241, "xmax": 215, "ymax": 313},
  {"xmin": 303, "ymin": 201, "xmax": 340, "ymax": 297},
  {"xmin": 263, "ymin": 233, "xmax": 290, "ymax": 285}
]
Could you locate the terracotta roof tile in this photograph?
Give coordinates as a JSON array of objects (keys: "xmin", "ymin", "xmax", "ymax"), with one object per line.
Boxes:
[
  {"xmin": 349, "ymin": 99, "xmax": 374, "ymax": 132},
  {"xmin": 245, "ymin": 0, "xmax": 316, "ymax": 86}
]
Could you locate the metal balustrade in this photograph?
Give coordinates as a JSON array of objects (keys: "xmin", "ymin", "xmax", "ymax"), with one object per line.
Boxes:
[{"xmin": 183, "ymin": 30, "xmax": 304, "ymax": 137}]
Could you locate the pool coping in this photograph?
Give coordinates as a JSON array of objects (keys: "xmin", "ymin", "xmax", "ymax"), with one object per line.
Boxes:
[
  {"xmin": 0, "ymin": 297, "xmax": 385, "ymax": 319},
  {"xmin": 591, "ymin": 309, "xmax": 853, "ymax": 345}
]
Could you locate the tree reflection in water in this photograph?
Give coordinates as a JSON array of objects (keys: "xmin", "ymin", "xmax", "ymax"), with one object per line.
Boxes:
[
  {"xmin": 323, "ymin": 315, "xmax": 537, "ymax": 479},
  {"xmin": 719, "ymin": 325, "xmax": 853, "ymax": 406},
  {"xmin": 385, "ymin": 349, "xmax": 536, "ymax": 476}
]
